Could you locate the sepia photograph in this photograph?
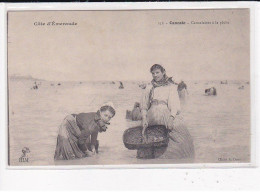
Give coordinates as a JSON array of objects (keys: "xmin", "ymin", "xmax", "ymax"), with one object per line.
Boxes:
[{"xmin": 7, "ymin": 9, "xmax": 251, "ymax": 166}]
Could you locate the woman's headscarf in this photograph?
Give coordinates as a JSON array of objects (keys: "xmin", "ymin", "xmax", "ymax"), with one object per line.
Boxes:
[{"xmin": 151, "ymin": 74, "xmax": 175, "ymax": 88}]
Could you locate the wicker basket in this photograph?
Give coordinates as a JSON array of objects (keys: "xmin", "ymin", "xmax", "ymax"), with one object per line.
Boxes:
[{"xmin": 123, "ymin": 125, "xmax": 169, "ymax": 150}]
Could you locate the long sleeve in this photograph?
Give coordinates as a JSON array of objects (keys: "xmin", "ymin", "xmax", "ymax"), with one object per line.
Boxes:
[
  {"xmin": 78, "ymin": 129, "xmax": 91, "ymax": 151},
  {"xmin": 168, "ymin": 85, "xmax": 181, "ymax": 117},
  {"xmin": 90, "ymin": 131, "xmax": 98, "ymax": 146}
]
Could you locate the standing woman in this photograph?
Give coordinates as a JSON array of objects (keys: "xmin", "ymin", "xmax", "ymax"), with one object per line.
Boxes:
[
  {"xmin": 54, "ymin": 102, "xmax": 116, "ymax": 160},
  {"xmin": 140, "ymin": 64, "xmax": 194, "ymax": 159}
]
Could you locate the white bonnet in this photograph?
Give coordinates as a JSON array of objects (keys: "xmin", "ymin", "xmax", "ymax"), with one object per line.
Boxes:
[{"xmin": 101, "ymin": 101, "xmax": 115, "ymax": 110}]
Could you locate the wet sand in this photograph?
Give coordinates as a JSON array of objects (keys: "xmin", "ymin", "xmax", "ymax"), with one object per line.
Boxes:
[{"xmin": 8, "ymin": 80, "xmax": 250, "ymax": 166}]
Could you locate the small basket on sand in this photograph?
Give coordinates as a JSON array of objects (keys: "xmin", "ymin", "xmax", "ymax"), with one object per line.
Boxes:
[{"xmin": 123, "ymin": 125, "xmax": 169, "ymax": 150}]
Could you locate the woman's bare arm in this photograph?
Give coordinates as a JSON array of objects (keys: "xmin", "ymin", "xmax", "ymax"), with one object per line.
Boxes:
[
  {"xmin": 140, "ymin": 86, "xmax": 151, "ymax": 140},
  {"xmin": 90, "ymin": 131, "xmax": 98, "ymax": 153}
]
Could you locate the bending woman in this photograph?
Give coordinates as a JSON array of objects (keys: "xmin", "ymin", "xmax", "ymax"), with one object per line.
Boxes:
[
  {"xmin": 139, "ymin": 64, "xmax": 194, "ymax": 159},
  {"xmin": 54, "ymin": 103, "xmax": 116, "ymax": 160}
]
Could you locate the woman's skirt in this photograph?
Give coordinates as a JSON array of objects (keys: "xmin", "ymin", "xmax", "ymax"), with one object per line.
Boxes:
[
  {"xmin": 54, "ymin": 115, "xmax": 88, "ymax": 160},
  {"xmin": 137, "ymin": 104, "xmax": 194, "ymax": 160}
]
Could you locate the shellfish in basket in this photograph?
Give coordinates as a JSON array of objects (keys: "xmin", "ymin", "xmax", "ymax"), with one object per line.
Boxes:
[{"xmin": 123, "ymin": 125, "xmax": 169, "ymax": 150}]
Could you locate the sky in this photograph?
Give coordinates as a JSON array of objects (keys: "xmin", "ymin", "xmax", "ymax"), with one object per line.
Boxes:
[{"xmin": 8, "ymin": 9, "xmax": 250, "ymax": 82}]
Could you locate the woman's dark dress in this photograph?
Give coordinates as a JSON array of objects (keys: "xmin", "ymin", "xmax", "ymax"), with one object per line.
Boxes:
[{"xmin": 54, "ymin": 112, "xmax": 102, "ymax": 160}]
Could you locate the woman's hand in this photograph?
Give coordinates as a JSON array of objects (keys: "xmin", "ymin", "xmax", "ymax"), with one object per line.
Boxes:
[
  {"xmin": 142, "ymin": 118, "xmax": 148, "ymax": 129},
  {"xmin": 91, "ymin": 150, "xmax": 96, "ymax": 156},
  {"xmin": 90, "ymin": 145, "xmax": 96, "ymax": 155},
  {"xmin": 99, "ymin": 124, "xmax": 107, "ymax": 133}
]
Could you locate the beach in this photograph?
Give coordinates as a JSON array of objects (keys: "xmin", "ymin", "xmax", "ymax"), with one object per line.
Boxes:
[{"xmin": 8, "ymin": 79, "xmax": 251, "ymax": 166}]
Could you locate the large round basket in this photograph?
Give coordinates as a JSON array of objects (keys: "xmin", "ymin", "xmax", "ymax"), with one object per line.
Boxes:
[{"xmin": 123, "ymin": 125, "xmax": 169, "ymax": 150}]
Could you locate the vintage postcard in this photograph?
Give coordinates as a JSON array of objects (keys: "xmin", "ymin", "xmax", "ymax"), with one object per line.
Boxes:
[{"xmin": 7, "ymin": 8, "xmax": 251, "ymax": 167}]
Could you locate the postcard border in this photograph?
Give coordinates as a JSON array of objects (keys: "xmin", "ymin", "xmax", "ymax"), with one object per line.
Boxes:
[{"xmin": 2, "ymin": 2, "xmax": 258, "ymax": 170}]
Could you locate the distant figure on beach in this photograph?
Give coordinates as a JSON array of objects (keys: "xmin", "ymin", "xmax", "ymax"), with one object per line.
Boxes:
[
  {"xmin": 119, "ymin": 81, "xmax": 124, "ymax": 89},
  {"xmin": 132, "ymin": 102, "xmax": 142, "ymax": 121},
  {"xmin": 139, "ymin": 83, "xmax": 147, "ymax": 89},
  {"xmin": 126, "ymin": 110, "xmax": 132, "ymax": 120},
  {"xmin": 58, "ymin": 83, "xmax": 61, "ymax": 86},
  {"xmin": 126, "ymin": 102, "xmax": 142, "ymax": 121},
  {"xmin": 138, "ymin": 64, "xmax": 194, "ymax": 159},
  {"xmin": 54, "ymin": 102, "xmax": 116, "ymax": 160},
  {"xmin": 205, "ymin": 87, "xmax": 217, "ymax": 96},
  {"xmin": 177, "ymin": 80, "xmax": 189, "ymax": 103},
  {"xmin": 220, "ymin": 80, "xmax": 228, "ymax": 84},
  {"xmin": 32, "ymin": 81, "xmax": 38, "ymax": 90}
]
